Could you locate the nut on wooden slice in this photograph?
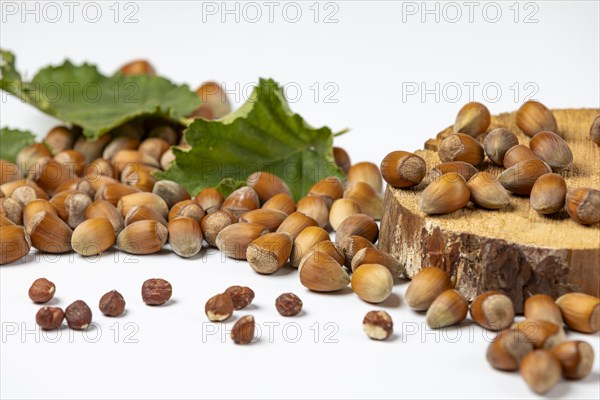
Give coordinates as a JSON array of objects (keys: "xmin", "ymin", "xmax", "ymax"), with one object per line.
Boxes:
[
  {"xmin": 246, "ymin": 232, "xmax": 293, "ymax": 274},
  {"xmin": 347, "ymin": 162, "xmax": 383, "ymax": 193},
  {"xmin": 529, "ymin": 131, "xmax": 573, "ymax": 172},
  {"xmin": 261, "ymin": 193, "xmax": 296, "ymax": 215},
  {"xmin": 26, "ymin": 211, "xmax": 73, "ymax": 253},
  {"xmin": 290, "ymin": 226, "xmax": 330, "ymax": 267},
  {"xmin": 520, "ymin": 350, "xmax": 561, "ymax": 395},
  {"xmin": 335, "ymin": 213, "xmax": 378, "ymax": 244},
  {"xmin": 205, "ymin": 293, "xmax": 234, "ymax": 322},
  {"xmin": 351, "ymin": 264, "xmax": 393, "ymax": 303},
  {"xmin": 565, "ymin": 188, "xmax": 600, "ymax": 225},
  {"xmin": 221, "ymin": 186, "xmax": 260, "ymax": 218},
  {"xmin": 363, "ymin": 310, "xmax": 393, "ymax": 341},
  {"xmin": 512, "ymin": 319, "xmax": 566, "ymax": 349},
  {"xmin": 380, "ymin": 151, "xmax": 426, "ymax": 188},
  {"xmin": 404, "ymin": 267, "xmax": 452, "ymax": 311},
  {"xmin": 308, "ymin": 176, "xmax": 344, "ymax": 207},
  {"xmin": 497, "ymin": 159, "xmax": 552, "ymax": 195},
  {"xmin": 71, "ymin": 218, "xmax": 115, "ymax": 256},
  {"xmin": 231, "ymin": 315, "xmax": 255, "ymax": 345},
  {"xmin": 425, "ymin": 289, "xmax": 468, "ymax": 328},
  {"xmin": 524, "ymin": 294, "xmax": 563, "ymax": 326},
  {"xmin": 329, "ymin": 198, "xmax": 361, "ymax": 231},
  {"xmin": 438, "ymin": 133, "xmax": 484, "ymax": 166},
  {"xmin": 487, "ymin": 329, "xmax": 534, "ymax": 372},
  {"xmin": 200, "ymin": 209, "xmax": 237, "ymax": 247},
  {"xmin": 470, "ymin": 290, "xmax": 515, "ymax": 331},
  {"xmin": 351, "ymin": 247, "xmax": 403, "ymax": 278},
  {"xmin": 84, "ymin": 200, "xmax": 124, "ymax": 235},
  {"xmin": 420, "ymin": 172, "xmax": 470, "ymax": 214},
  {"xmin": 550, "ymin": 340, "xmax": 595, "ymax": 380},
  {"xmin": 343, "ymin": 182, "xmax": 383, "ymax": 220},
  {"xmin": 555, "ymin": 292, "xmax": 600, "ymax": 333},
  {"xmin": 276, "ymin": 211, "xmax": 318, "ymax": 240},
  {"xmin": 530, "ymin": 173, "xmax": 567, "ymax": 214},
  {"xmin": 215, "ymin": 222, "xmax": 268, "ymax": 260},
  {"xmin": 125, "ymin": 205, "xmax": 168, "ymax": 227},
  {"xmin": 194, "ymin": 187, "xmax": 224, "ymax": 214},
  {"xmin": 0, "ymin": 225, "xmax": 31, "ymax": 265},
  {"xmin": 483, "ymin": 128, "xmax": 519, "ymax": 166},
  {"xmin": 240, "ymin": 208, "xmax": 287, "ymax": 232},
  {"xmin": 168, "ymin": 217, "xmax": 202, "ymax": 258},
  {"xmin": 339, "ymin": 235, "xmax": 375, "ymax": 267},
  {"xmin": 516, "ymin": 100, "xmax": 558, "ymax": 137},
  {"xmin": 430, "ymin": 162, "xmax": 477, "ymax": 182},
  {"xmin": 467, "ymin": 172, "xmax": 510, "ymax": 210},
  {"xmin": 296, "ymin": 195, "xmax": 329, "ymax": 228},
  {"xmin": 298, "ymin": 250, "xmax": 350, "ymax": 292},
  {"xmin": 453, "ymin": 101, "xmax": 491, "ymax": 137},
  {"xmin": 116, "ymin": 219, "xmax": 168, "ymax": 255},
  {"xmin": 246, "ymin": 171, "xmax": 292, "ymax": 203}
]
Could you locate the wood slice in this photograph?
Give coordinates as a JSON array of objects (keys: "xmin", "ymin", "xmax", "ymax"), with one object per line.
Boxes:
[{"xmin": 379, "ymin": 108, "xmax": 600, "ymax": 312}]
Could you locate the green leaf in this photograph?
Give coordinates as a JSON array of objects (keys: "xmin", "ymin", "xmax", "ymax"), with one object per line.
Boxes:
[
  {"xmin": 157, "ymin": 78, "xmax": 344, "ymax": 200},
  {"xmin": 215, "ymin": 178, "xmax": 246, "ymax": 198},
  {"xmin": 0, "ymin": 49, "xmax": 200, "ymax": 140},
  {"xmin": 0, "ymin": 127, "xmax": 36, "ymax": 163}
]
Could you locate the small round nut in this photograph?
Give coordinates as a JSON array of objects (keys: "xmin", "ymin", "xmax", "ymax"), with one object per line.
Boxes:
[
  {"xmin": 205, "ymin": 293, "xmax": 234, "ymax": 322},
  {"xmin": 35, "ymin": 307, "xmax": 64, "ymax": 330},
  {"xmin": 231, "ymin": 315, "xmax": 255, "ymax": 345},
  {"xmin": 362, "ymin": 310, "xmax": 393, "ymax": 340},
  {"xmin": 275, "ymin": 293, "xmax": 303, "ymax": 316},
  {"xmin": 224, "ymin": 285, "xmax": 255, "ymax": 310},
  {"xmin": 65, "ymin": 300, "xmax": 92, "ymax": 330},
  {"xmin": 141, "ymin": 278, "xmax": 172, "ymax": 306},
  {"xmin": 99, "ymin": 290, "xmax": 126, "ymax": 317},
  {"xmin": 28, "ymin": 278, "xmax": 55, "ymax": 303}
]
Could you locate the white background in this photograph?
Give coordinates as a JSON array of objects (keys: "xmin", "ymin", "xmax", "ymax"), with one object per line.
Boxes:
[{"xmin": 1, "ymin": 1, "xmax": 599, "ymax": 399}]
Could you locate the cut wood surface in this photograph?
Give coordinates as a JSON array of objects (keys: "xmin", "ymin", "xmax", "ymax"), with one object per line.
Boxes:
[{"xmin": 379, "ymin": 108, "xmax": 600, "ymax": 312}]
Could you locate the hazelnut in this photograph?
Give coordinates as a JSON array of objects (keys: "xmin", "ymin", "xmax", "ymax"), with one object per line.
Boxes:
[
  {"xmin": 275, "ymin": 293, "xmax": 303, "ymax": 316},
  {"xmin": 231, "ymin": 315, "xmax": 255, "ymax": 345},
  {"xmin": 362, "ymin": 310, "xmax": 393, "ymax": 340},
  {"xmin": 224, "ymin": 286, "xmax": 255, "ymax": 310},
  {"xmin": 65, "ymin": 300, "xmax": 92, "ymax": 330},
  {"xmin": 99, "ymin": 290, "xmax": 126, "ymax": 317},
  {"xmin": 205, "ymin": 293, "xmax": 234, "ymax": 322},
  {"xmin": 35, "ymin": 307, "xmax": 65, "ymax": 330},
  {"xmin": 141, "ymin": 278, "xmax": 172, "ymax": 306},
  {"xmin": 28, "ymin": 278, "xmax": 56, "ymax": 303}
]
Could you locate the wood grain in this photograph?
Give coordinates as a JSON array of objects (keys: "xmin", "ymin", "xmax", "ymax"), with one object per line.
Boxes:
[{"xmin": 379, "ymin": 108, "xmax": 600, "ymax": 312}]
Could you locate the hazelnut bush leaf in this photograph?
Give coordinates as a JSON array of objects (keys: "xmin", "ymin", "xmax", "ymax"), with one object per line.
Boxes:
[
  {"xmin": 157, "ymin": 78, "xmax": 344, "ymax": 200},
  {"xmin": 0, "ymin": 127, "xmax": 36, "ymax": 163},
  {"xmin": 0, "ymin": 49, "xmax": 200, "ymax": 140}
]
